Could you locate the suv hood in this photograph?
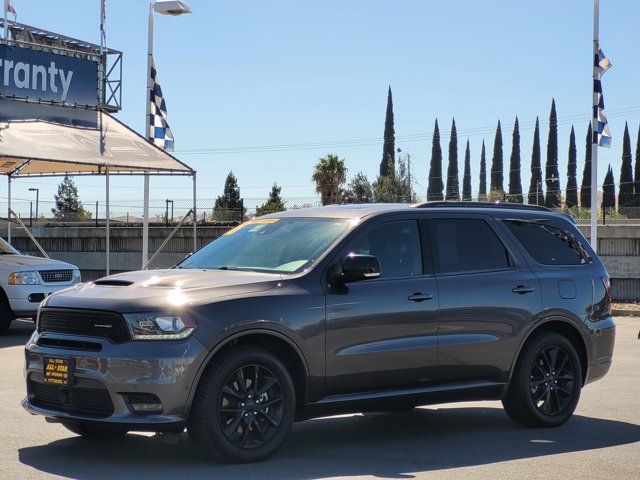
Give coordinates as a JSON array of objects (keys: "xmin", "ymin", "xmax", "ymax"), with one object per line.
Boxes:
[
  {"xmin": 44, "ymin": 268, "xmax": 282, "ymax": 311},
  {"xmin": 0, "ymin": 254, "xmax": 76, "ymax": 270}
]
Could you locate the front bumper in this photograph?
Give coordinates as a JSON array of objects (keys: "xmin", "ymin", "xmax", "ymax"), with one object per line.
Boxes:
[
  {"xmin": 22, "ymin": 330, "xmax": 209, "ymax": 429},
  {"xmin": 7, "ymin": 283, "xmax": 74, "ymax": 317}
]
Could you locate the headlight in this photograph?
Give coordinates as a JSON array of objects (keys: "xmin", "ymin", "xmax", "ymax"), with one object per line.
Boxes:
[
  {"xmin": 8, "ymin": 271, "xmax": 40, "ymax": 285},
  {"xmin": 123, "ymin": 313, "xmax": 197, "ymax": 340},
  {"xmin": 72, "ymin": 269, "xmax": 82, "ymax": 284}
]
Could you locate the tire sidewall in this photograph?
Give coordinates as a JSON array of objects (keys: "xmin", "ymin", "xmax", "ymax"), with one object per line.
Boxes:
[
  {"xmin": 518, "ymin": 333, "xmax": 583, "ymax": 426},
  {"xmin": 194, "ymin": 348, "xmax": 296, "ymax": 463}
]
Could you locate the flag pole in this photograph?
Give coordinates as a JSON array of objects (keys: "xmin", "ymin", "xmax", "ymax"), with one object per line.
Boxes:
[
  {"xmin": 142, "ymin": 2, "xmax": 154, "ymax": 268},
  {"xmin": 590, "ymin": 0, "xmax": 599, "ymax": 253}
]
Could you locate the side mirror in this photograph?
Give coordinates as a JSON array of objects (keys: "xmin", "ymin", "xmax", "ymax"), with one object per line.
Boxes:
[{"xmin": 340, "ymin": 254, "xmax": 381, "ymax": 283}]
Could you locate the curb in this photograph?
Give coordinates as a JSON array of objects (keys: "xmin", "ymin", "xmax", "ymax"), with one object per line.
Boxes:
[{"xmin": 611, "ymin": 308, "xmax": 640, "ymax": 317}]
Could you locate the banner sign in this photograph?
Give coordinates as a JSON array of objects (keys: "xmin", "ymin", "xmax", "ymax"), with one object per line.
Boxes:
[{"xmin": 0, "ymin": 44, "xmax": 98, "ymax": 107}]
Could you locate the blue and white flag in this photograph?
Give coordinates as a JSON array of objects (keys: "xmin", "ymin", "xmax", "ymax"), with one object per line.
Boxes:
[
  {"xmin": 148, "ymin": 59, "xmax": 174, "ymax": 151},
  {"xmin": 593, "ymin": 46, "xmax": 612, "ymax": 148}
]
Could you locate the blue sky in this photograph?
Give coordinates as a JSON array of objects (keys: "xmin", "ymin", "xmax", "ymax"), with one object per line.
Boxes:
[{"xmin": 5, "ymin": 0, "xmax": 640, "ymax": 212}]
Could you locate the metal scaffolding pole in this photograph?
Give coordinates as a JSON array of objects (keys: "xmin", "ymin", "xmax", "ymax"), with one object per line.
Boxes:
[
  {"xmin": 105, "ymin": 166, "xmax": 110, "ymax": 276},
  {"xmin": 192, "ymin": 172, "xmax": 197, "ymax": 253},
  {"xmin": 6, "ymin": 175, "xmax": 11, "ymax": 243}
]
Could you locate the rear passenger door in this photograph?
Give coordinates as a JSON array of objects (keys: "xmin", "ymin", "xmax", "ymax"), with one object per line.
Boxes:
[{"xmin": 426, "ymin": 215, "xmax": 542, "ymax": 385}]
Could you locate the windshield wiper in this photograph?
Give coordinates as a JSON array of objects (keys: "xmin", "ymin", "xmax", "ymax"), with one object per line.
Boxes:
[{"xmin": 216, "ymin": 266, "xmax": 252, "ymax": 271}]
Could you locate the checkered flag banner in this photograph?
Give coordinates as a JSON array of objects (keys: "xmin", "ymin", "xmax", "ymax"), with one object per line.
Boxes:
[
  {"xmin": 593, "ymin": 46, "xmax": 612, "ymax": 148},
  {"xmin": 148, "ymin": 59, "xmax": 174, "ymax": 151}
]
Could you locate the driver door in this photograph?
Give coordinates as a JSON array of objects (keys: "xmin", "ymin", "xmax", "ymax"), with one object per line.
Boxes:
[{"xmin": 324, "ymin": 217, "xmax": 439, "ymax": 394}]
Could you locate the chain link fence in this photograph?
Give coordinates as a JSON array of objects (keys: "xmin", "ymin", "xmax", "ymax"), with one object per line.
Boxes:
[{"xmin": 0, "ymin": 191, "xmax": 638, "ymax": 228}]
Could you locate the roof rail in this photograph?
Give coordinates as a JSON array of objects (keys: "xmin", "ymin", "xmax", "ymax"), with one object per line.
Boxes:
[{"xmin": 412, "ymin": 201, "xmax": 553, "ymax": 213}]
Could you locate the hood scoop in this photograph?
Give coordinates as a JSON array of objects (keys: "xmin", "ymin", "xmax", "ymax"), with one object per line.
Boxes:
[{"xmin": 93, "ymin": 279, "xmax": 134, "ymax": 287}]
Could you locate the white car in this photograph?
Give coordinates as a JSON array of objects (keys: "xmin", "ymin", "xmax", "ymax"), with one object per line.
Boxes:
[{"xmin": 0, "ymin": 237, "xmax": 80, "ymax": 333}]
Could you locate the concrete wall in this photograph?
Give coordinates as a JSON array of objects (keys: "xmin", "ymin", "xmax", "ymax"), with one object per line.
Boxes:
[
  {"xmin": 1, "ymin": 224, "xmax": 638, "ymax": 301},
  {"xmin": 578, "ymin": 225, "xmax": 640, "ymax": 302},
  {"xmin": 0, "ymin": 225, "xmax": 230, "ymax": 281}
]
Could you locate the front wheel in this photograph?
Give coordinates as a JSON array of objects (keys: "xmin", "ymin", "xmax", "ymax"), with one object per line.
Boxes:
[
  {"xmin": 188, "ymin": 346, "xmax": 296, "ymax": 463},
  {"xmin": 503, "ymin": 332, "xmax": 582, "ymax": 427},
  {"xmin": 0, "ymin": 295, "xmax": 14, "ymax": 334}
]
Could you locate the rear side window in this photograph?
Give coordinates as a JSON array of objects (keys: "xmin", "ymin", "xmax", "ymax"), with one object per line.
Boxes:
[
  {"xmin": 428, "ymin": 218, "xmax": 511, "ymax": 274},
  {"xmin": 504, "ymin": 220, "xmax": 588, "ymax": 265}
]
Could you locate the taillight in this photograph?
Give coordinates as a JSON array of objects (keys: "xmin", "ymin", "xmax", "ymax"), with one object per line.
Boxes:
[{"xmin": 601, "ymin": 275, "xmax": 612, "ymax": 300}]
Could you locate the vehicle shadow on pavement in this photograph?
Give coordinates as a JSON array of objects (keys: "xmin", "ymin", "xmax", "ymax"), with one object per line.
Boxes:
[
  {"xmin": 0, "ymin": 319, "xmax": 34, "ymax": 349},
  {"xmin": 18, "ymin": 407, "xmax": 640, "ymax": 480}
]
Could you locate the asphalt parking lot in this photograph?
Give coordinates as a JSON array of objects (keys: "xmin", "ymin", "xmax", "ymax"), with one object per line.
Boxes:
[{"xmin": 1, "ymin": 317, "xmax": 638, "ymax": 480}]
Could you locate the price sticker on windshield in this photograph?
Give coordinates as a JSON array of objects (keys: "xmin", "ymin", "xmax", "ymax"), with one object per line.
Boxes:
[{"xmin": 223, "ymin": 218, "xmax": 279, "ymax": 236}]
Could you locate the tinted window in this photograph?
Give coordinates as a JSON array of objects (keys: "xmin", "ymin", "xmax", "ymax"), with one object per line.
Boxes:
[
  {"xmin": 505, "ymin": 221, "xmax": 588, "ymax": 265},
  {"xmin": 346, "ymin": 220, "xmax": 423, "ymax": 278},
  {"xmin": 429, "ymin": 218, "xmax": 510, "ymax": 274}
]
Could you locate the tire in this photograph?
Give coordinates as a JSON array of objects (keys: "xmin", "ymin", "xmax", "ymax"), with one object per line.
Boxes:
[
  {"xmin": 502, "ymin": 332, "xmax": 582, "ymax": 428},
  {"xmin": 62, "ymin": 422, "xmax": 128, "ymax": 438},
  {"xmin": 188, "ymin": 346, "xmax": 296, "ymax": 463},
  {"xmin": 0, "ymin": 293, "xmax": 15, "ymax": 334}
]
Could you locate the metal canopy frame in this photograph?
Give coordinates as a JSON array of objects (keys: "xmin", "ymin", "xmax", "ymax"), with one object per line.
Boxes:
[{"xmin": 1, "ymin": 112, "xmax": 197, "ymax": 277}]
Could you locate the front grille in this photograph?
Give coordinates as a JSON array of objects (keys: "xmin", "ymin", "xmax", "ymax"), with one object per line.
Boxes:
[
  {"xmin": 39, "ymin": 269, "xmax": 73, "ymax": 283},
  {"xmin": 28, "ymin": 379, "xmax": 114, "ymax": 417},
  {"xmin": 38, "ymin": 309, "xmax": 130, "ymax": 343}
]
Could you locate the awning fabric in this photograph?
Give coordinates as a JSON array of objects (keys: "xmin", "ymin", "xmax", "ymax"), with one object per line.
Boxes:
[{"xmin": 0, "ymin": 110, "xmax": 193, "ymax": 176}]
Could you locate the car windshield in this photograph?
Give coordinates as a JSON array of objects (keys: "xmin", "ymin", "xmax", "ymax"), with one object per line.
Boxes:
[
  {"xmin": 0, "ymin": 237, "xmax": 19, "ymax": 255},
  {"xmin": 178, "ymin": 217, "xmax": 353, "ymax": 273}
]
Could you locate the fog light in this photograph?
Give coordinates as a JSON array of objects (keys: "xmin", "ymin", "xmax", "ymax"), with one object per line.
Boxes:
[{"xmin": 122, "ymin": 393, "xmax": 163, "ymax": 414}]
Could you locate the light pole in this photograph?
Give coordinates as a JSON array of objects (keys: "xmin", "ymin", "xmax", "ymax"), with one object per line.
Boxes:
[
  {"xmin": 535, "ymin": 176, "xmax": 558, "ymax": 206},
  {"xmin": 142, "ymin": 0, "xmax": 192, "ymax": 268},
  {"xmin": 28, "ymin": 188, "xmax": 39, "ymax": 223}
]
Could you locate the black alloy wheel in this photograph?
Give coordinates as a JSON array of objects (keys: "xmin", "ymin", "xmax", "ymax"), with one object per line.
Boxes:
[
  {"xmin": 218, "ymin": 364, "xmax": 285, "ymax": 449},
  {"xmin": 502, "ymin": 331, "xmax": 582, "ymax": 428},
  {"xmin": 529, "ymin": 346, "xmax": 576, "ymax": 416},
  {"xmin": 188, "ymin": 346, "xmax": 296, "ymax": 463}
]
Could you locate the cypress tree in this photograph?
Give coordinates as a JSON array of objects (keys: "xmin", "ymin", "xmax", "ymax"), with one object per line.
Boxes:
[
  {"xmin": 427, "ymin": 119, "xmax": 444, "ymax": 201},
  {"xmin": 580, "ymin": 122, "xmax": 592, "ymax": 209},
  {"xmin": 462, "ymin": 139, "xmax": 472, "ymax": 201},
  {"xmin": 566, "ymin": 126, "xmax": 578, "ymax": 208},
  {"xmin": 479, "ymin": 140, "xmax": 487, "ymax": 201},
  {"xmin": 379, "ymin": 86, "xmax": 395, "ymax": 177},
  {"xmin": 508, "ymin": 116, "xmax": 523, "ymax": 203},
  {"xmin": 602, "ymin": 165, "xmax": 616, "ymax": 212},
  {"xmin": 490, "ymin": 120, "xmax": 503, "ymax": 193},
  {"xmin": 619, "ymin": 122, "xmax": 634, "ymax": 209},
  {"xmin": 635, "ymin": 125, "xmax": 640, "ymax": 207},
  {"xmin": 545, "ymin": 99, "xmax": 561, "ymax": 208},
  {"xmin": 528, "ymin": 117, "xmax": 543, "ymax": 205},
  {"xmin": 445, "ymin": 118, "xmax": 460, "ymax": 200},
  {"xmin": 213, "ymin": 171, "xmax": 246, "ymax": 221}
]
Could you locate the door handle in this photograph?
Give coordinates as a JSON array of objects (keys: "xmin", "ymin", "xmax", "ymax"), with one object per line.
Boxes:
[
  {"xmin": 512, "ymin": 285, "xmax": 535, "ymax": 294},
  {"xmin": 408, "ymin": 292, "xmax": 434, "ymax": 302}
]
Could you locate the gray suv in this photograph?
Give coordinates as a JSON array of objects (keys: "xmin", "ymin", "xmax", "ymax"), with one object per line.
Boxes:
[{"xmin": 22, "ymin": 202, "xmax": 615, "ymax": 463}]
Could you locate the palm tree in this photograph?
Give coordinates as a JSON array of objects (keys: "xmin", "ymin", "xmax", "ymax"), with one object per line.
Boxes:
[{"xmin": 312, "ymin": 154, "xmax": 347, "ymax": 205}]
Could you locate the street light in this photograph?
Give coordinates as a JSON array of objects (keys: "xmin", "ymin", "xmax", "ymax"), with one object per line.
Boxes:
[
  {"xmin": 28, "ymin": 188, "xmax": 39, "ymax": 223},
  {"xmin": 142, "ymin": 0, "xmax": 193, "ymax": 268},
  {"xmin": 536, "ymin": 176, "xmax": 559, "ymax": 206}
]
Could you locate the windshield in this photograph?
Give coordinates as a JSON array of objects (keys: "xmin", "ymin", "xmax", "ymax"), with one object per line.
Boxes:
[
  {"xmin": 0, "ymin": 237, "xmax": 19, "ymax": 255},
  {"xmin": 178, "ymin": 217, "xmax": 353, "ymax": 273}
]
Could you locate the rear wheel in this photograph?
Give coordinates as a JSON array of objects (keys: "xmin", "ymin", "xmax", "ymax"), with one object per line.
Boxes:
[
  {"xmin": 188, "ymin": 346, "xmax": 296, "ymax": 463},
  {"xmin": 503, "ymin": 332, "xmax": 582, "ymax": 427},
  {"xmin": 62, "ymin": 422, "xmax": 128, "ymax": 438}
]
